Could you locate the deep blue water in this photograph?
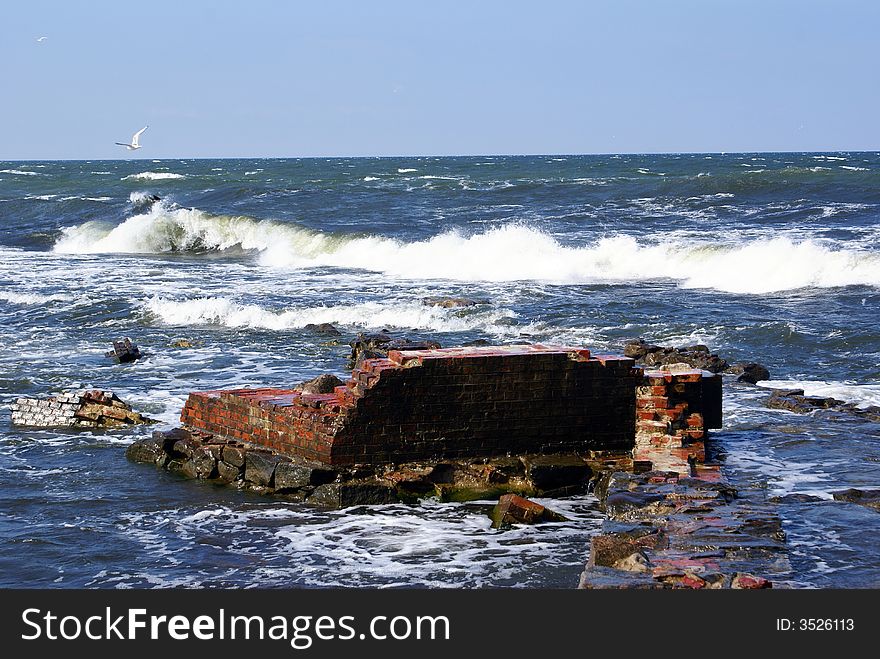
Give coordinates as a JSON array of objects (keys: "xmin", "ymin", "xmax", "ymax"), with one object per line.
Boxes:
[{"xmin": 0, "ymin": 153, "xmax": 878, "ymax": 587}]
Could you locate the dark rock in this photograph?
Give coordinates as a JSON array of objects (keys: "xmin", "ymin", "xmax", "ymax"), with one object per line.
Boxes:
[
  {"xmin": 105, "ymin": 338, "xmax": 141, "ymax": 363},
  {"xmin": 769, "ymin": 493, "xmax": 825, "ymax": 504},
  {"xmin": 463, "ymin": 339, "xmax": 491, "ymax": 347},
  {"xmin": 171, "ymin": 437, "xmax": 199, "ymax": 460},
  {"xmin": 347, "ymin": 333, "xmax": 441, "ymax": 370},
  {"xmin": 275, "ymin": 461, "xmax": 338, "ymax": 490},
  {"xmin": 190, "ymin": 446, "xmax": 218, "ymax": 479},
  {"xmin": 244, "ymin": 451, "xmax": 283, "ymax": 487},
  {"xmin": 422, "ymin": 297, "xmax": 487, "ymax": 308},
  {"xmin": 221, "ymin": 445, "xmax": 246, "ymax": 467},
  {"xmin": 296, "ymin": 374, "xmax": 345, "ymax": 395},
  {"xmin": 308, "ymin": 481, "xmax": 399, "ymax": 507},
  {"xmin": 427, "ymin": 463, "xmax": 456, "ymax": 484},
  {"xmin": 605, "ymin": 491, "xmax": 666, "ymax": 518},
  {"xmin": 125, "ymin": 436, "xmax": 166, "ymax": 465},
  {"xmin": 588, "ymin": 528, "xmax": 668, "ymax": 568},
  {"xmin": 487, "ymin": 457, "xmax": 525, "ymax": 484},
  {"xmin": 623, "ymin": 338, "xmax": 728, "ymax": 373},
  {"xmin": 216, "ymin": 460, "xmax": 243, "ymax": 484},
  {"xmin": 733, "ymin": 362, "xmax": 771, "ymax": 384},
  {"xmin": 522, "ymin": 455, "xmax": 591, "ymax": 492},
  {"xmin": 304, "ymin": 323, "xmax": 342, "ymax": 336},
  {"xmin": 831, "ymin": 488, "xmax": 880, "ymax": 512}
]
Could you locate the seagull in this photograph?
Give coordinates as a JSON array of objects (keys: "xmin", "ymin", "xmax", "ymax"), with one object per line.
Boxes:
[
  {"xmin": 116, "ymin": 126, "xmax": 148, "ymax": 151},
  {"xmin": 36, "ymin": 36, "xmax": 48, "ymax": 43}
]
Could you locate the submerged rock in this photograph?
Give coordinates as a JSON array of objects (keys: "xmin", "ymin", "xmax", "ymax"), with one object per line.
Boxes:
[
  {"xmin": 422, "ymin": 297, "xmax": 487, "ymax": 308},
  {"xmin": 490, "ymin": 493, "xmax": 566, "ymax": 529},
  {"xmin": 731, "ymin": 362, "xmax": 771, "ymax": 384},
  {"xmin": 304, "ymin": 323, "xmax": 342, "ymax": 336}
]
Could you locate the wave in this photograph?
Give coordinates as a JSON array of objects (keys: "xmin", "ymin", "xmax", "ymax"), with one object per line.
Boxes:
[
  {"xmin": 52, "ymin": 206, "xmax": 880, "ymax": 293},
  {"xmin": 758, "ymin": 380, "xmax": 880, "ymax": 409},
  {"xmin": 0, "ymin": 169, "xmax": 43, "ymax": 176},
  {"xmin": 397, "ymin": 168, "xmax": 418, "ymax": 173},
  {"xmin": 145, "ymin": 297, "xmax": 516, "ymax": 333},
  {"xmin": 121, "ymin": 172, "xmax": 186, "ymax": 181},
  {"xmin": 0, "ymin": 291, "xmax": 73, "ymax": 305}
]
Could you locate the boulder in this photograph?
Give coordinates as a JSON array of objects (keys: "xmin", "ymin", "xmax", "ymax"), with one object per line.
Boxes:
[
  {"xmin": 216, "ymin": 460, "xmax": 243, "ymax": 484},
  {"xmin": 732, "ymin": 362, "xmax": 771, "ymax": 384},
  {"xmin": 244, "ymin": 451, "xmax": 283, "ymax": 487},
  {"xmin": 296, "ymin": 374, "xmax": 345, "ymax": 395},
  {"xmin": 623, "ymin": 338, "xmax": 728, "ymax": 373},
  {"xmin": 275, "ymin": 461, "xmax": 338, "ymax": 490},
  {"xmin": 347, "ymin": 333, "xmax": 441, "ymax": 369},
  {"xmin": 831, "ymin": 488, "xmax": 880, "ymax": 512},
  {"xmin": 490, "ymin": 494, "xmax": 566, "ymax": 529},
  {"xmin": 125, "ymin": 436, "xmax": 167, "ymax": 465},
  {"xmin": 522, "ymin": 455, "xmax": 591, "ymax": 492},
  {"xmin": 221, "ymin": 445, "xmax": 246, "ymax": 468},
  {"xmin": 308, "ymin": 481, "xmax": 399, "ymax": 507},
  {"xmin": 304, "ymin": 323, "xmax": 342, "ymax": 336},
  {"xmin": 588, "ymin": 528, "xmax": 667, "ymax": 568}
]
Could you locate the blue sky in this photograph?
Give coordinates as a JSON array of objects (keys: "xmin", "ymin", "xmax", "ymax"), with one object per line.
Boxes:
[{"xmin": 2, "ymin": 0, "xmax": 877, "ymax": 159}]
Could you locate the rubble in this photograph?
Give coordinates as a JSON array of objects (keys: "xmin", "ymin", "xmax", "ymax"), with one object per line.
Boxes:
[
  {"xmin": 105, "ymin": 338, "xmax": 142, "ymax": 363},
  {"xmin": 11, "ymin": 390, "xmax": 154, "ymax": 428},
  {"xmin": 490, "ymin": 494, "xmax": 566, "ymax": 529}
]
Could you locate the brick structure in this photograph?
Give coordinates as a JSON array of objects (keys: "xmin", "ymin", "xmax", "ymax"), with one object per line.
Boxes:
[
  {"xmin": 179, "ymin": 345, "xmax": 641, "ymax": 466},
  {"xmin": 634, "ymin": 367, "xmax": 722, "ymax": 477},
  {"xmin": 11, "ymin": 390, "xmax": 153, "ymax": 428}
]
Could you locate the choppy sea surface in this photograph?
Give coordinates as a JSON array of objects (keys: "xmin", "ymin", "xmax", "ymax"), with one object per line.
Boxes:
[{"xmin": 1, "ymin": 153, "xmax": 878, "ymax": 588}]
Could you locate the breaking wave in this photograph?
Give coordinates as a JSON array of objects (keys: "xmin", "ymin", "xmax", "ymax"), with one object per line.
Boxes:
[
  {"xmin": 52, "ymin": 205, "xmax": 880, "ymax": 294},
  {"xmin": 758, "ymin": 380, "xmax": 880, "ymax": 409},
  {"xmin": 145, "ymin": 297, "xmax": 517, "ymax": 333},
  {"xmin": 121, "ymin": 171, "xmax": 186, "ymax": 181}
]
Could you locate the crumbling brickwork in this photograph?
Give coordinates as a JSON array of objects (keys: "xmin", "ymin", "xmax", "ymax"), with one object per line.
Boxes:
[{"xmin": 180, "ymin": 345, "xmax": 641, "ymax": 466}]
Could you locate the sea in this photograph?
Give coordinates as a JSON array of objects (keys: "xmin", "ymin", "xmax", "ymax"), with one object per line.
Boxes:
[{"xmin": 0, "ymin": 153, "xmax": 878, "ymax": 588}]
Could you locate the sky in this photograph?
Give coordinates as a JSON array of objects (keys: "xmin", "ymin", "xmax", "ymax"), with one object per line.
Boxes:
[{"xmin": 1, "ymin": 0, "xmax": 878, "ymax": 159}]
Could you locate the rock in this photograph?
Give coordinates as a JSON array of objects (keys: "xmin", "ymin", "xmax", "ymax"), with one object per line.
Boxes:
[
  {"xmin": 733, "ymin": 362, "xmax": 771, "ymax": 384},
  {"xmin": 244, "ymin": 451, "xmax": 283, "ymax": 487},
  {"xmin": 347, "ymin": 333, "xmax": 441, "ymax": 369},
  {"xmin": 296, "ymin": 374, "xmax": 345, "ymax": 395},
  {"xmin": 190, "ymin": 446, "xmax": 218, "ymax": 479},
  {"xmin": 125, "ymin": 436, "xmax": 167, "ymax": 465},
  {"xmin": 588, "ymin": 528, "xmax": 667, "ymax": 567},
  {"xmin": 308, "ymin": 481, "xmax": 399, "ymax": 507},
  {"xmin": 422, "ymin": 297, "xmax": 487, "ymax": 308},
  {"xmin": 731, "ymin": 573, "xmax": 772, "ymax": 589},
  {"xmin": 623, "ymin": 338, "xmax": 728, "ymax": 373},
  {"xmin": 221, "ymin": 445, "xmax": 246, "ymax": 468},
  {"xmin": 216, "ymin": 460, "xmax": 243, "ymax": 484},
  {"xmin": 613, "ymin": 552, "xmax": 651, "ymax": 573},
  {"xmin": 304, "ymin": 323, "xmax": 342, "ymax": 336},
  {"xmin": 604, "ymin": 491, "xmax": 666, "ymax": 518},
  {"xmin": 170, "ymin": 338, "xmax": 196, "ymax": 349},
  {"xmin": 105, "ymin": 338, "xmax": 142, "ymax": 363},
  {"xmin": 463, "ymin": 339, "xmax": 491, "ymax": 347},
  {"xmin": 490, "ymin": 494, "xmax": 566, "ymax": 529},
  {"xmin": 769, "ymin": 493, "xmax": 825, "ymax": 504},
  {"xmin": 275, "ymin": 461, "xmax": 338, "ymax": 490},
  {"xmin": 523, "ymin": 455, "xmax": 591, "ymax": 492},
  {"xmin": 831, "ymin": 488, "xmax": 880, "ymax": 512}
]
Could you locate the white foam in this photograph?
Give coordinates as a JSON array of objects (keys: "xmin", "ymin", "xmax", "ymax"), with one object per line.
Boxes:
[
  {"xmin": 121, "ymin": 171, "xmax": 186, "ymax": 181},
  {"xmin": 0, "ymin": 169, "xmax": 42, "ymax": 176},
  {"xmin": 362, "ymin": 176, "xmax": 379, "ymax": 181},
  {"xmin": 840, "ymin": 166, "xmax": 869, "ymax": 171},
  {"xmin": 144, "ymin": 296, "xmax": 516, "ymax": 333},
  {"xmin": 0, "ymin": 290, "xmax": 73, "ymax": 305},
  {"xmin": 397, "ymin": 168, "xmax": 417, "ymax": 173},
  {"xmin": 50, "ymin": 207, "xmax": 880, "ymax": 294},
  {"xmin": 758, "ymin": 380, "xmax": 880, "ymax": 409}
]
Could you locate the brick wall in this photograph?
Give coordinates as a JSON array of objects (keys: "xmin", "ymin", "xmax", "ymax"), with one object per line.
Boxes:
[{"xmin": 180, "ymin": 345, "xmax": 641, "ymax": 466}]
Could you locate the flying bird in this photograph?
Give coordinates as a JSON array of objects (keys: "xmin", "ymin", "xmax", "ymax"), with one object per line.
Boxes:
[
  {"xmin": 116, "ymin": 126, "xmax": 148, "ymax": 151},
  {"xmin": 36, "ymin": 36, "xmax": 48, "ymax": 43}
]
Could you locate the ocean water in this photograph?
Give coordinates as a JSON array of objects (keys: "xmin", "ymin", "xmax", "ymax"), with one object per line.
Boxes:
[{"xmin": 0, "ymin": 153, "xmax": 878, "ymax": 588}]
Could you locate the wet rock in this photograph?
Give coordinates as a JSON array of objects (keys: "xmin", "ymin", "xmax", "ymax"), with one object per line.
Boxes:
[
  {"xmin": 308, "ymin": 481, "xmax": 398, "ymax": 507},
  {"xmin": 605, "ymin": 491, "xmax": 666, "ymax": 518},
  {"xmin": 463, "ymin": 338, "xmax": 492, "ymax": 347},
  {"xmin": 275, "ymin": 461, "xmax": 338, "ymax": 490},
  {"xmin": 125, "ymin": 435, "xmax": 167, "ymax": 465},
  {"xmin": 296, "ymin": 373, "xmax": 345, "ymax": 395},
  {"xmin": 732, "ymin": 362, "xmax": 771, "ymax": 384},
  {"xmin": 216, "ymin": 460, "xmax": 243, "ymax": 484},
  {"xmin": 170, "ymin": 338, "xmax": 197, "ymax": 349},
  {"xmin": 765, "ymin": 389, "xmax": 875, "ymax": 422},
  {"xmin": 221, "ymin": 445, "xmax": 246, "ymax": 468},
  {"xmin": 588, "ymin": 528, "xmax": 667, "ymax": 567},
  {"xmin": 304, "ymin": 323, "xmax": 342, "ymax": 336},
  {"xmin": 422, "ymin": 297, "xmax": 487, "ymax": 308},
  {"xmin": 731, "ymin": 573, "xmax": 772, "ymax": 589},
  {"xmin": 623, "ymin": 338, "xmax": 728, "ymax": 373},
  {"xmin": 347, "ymin": 333, "xmax": 442, "ymax": 369},
  {"xmin": 490, "ymin": 494, "xmax": 566, "ymax": 529},
  {"xmin": 769, "ymin": 493, "xmax": 825, "ymax": 504},
  {"xmin": 105, "ymin": 338, "xmax": 142, "ymax": 363},
  {"xmin": 522, "ymin": 455, "xmax": 592, "ymax": 492},
  {"xmin": 831, "ymin": 488, "xmax": 880, "ymax": 512},
  {"xmin": 244, "ymin": 451, "xmax": 283, "ymax": 487},
  {"xmin": 613, "ymin": 551, "xmax": 651, "ymax": 573},
  {"xmin": 190, "ymin": 446, "xmax": 219, "ymax": 479}
]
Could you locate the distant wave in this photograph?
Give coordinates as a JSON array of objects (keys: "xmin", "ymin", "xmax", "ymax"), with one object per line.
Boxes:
[
  {"xmin": 397, "ymin": 168, "xmax": 418, "ymax": 173},
  {"xmin": 0, "ymin": 169, "xmax": 44, "ymax": 176},
  {"xmin": 121, "ymin": 172, "xmax": 186, "ymax": 181},
  {"xmin": 145, "ymin": 297, "xmax": 515, "ymax": 333},
  {"xmin": 52, "ymin": 205, "xmax": 880, "ymax": 294}
]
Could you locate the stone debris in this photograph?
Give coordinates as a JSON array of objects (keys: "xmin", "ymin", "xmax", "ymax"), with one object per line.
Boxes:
[
  {"xmin": 11, "ymin": 390, "xmax": 154, "ymax": 428},
  {"xmin": 303, "ymin": 323, "xmax": 342, "ymax": 336},
  {"xmin": 766, "ymin": 388, "xmax": 880, "ymax": 422},
  {"xmin": 126, "ymin": 426, "xmax": 626, "ymax": 508},
  {"xmin": 295, "ymin": 373, "xmax": 345, "ymax": 395},
  {"xmin": 347, "ymin": 332, "xmax": 442, "ymax": 370},
  {"xmin": 623, "ymin": 338, "xmax": 771, "ymax": 384},
  {"xmin": 105, "ymin": 338, "xmax": 141, "ymax": 363},
  {"xmin": 490, "ymin": 493, "xmax": 566, "ymax": 529}
]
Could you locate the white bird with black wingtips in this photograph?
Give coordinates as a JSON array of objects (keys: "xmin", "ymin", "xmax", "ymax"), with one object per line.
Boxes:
[{"xmin": 116, "ymin": 126, "xmax": 148, "ymax": 151}]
